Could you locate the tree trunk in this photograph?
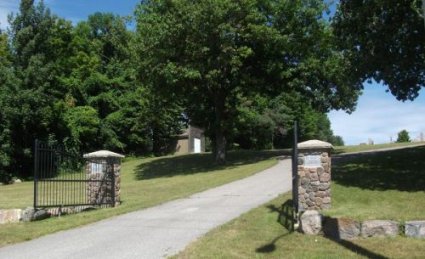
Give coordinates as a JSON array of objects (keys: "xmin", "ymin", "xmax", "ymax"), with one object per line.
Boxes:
[
  {"xmin": 213, "ymin": 92, "xmax": 227, "ymax": 164},
  {"xmin": 214, "ymin": 128, "xmax": 226, "ymax": 164}
]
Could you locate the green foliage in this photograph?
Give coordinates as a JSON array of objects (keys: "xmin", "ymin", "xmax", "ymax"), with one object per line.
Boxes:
[
  {"xmin": 333, "ymin": 0, "xmax": 425, "ymax": 101},
  {"xmin": 329, "ymin": 135, "xmax": 344, "ymax": 146},
  {"xmin": 397, "ymin": 129, "xmax": 411, "ymax": 143},
  {"xmin": 0, "ymin": 0, "xmax": 353, "ymax": 179},
  {"xmin": 62, "ymin": 12, "xmax": 180, "ymax": 155},
  {"xmin": 233, "ymin": 91, "xmax": 342, "ymax": 149},
  {"xmin": 234, "ymin": 95, "xmax": 280, "ymax": 150},
  {"xmin": 0, "ymin": 1, "xmax": 184, "ymax": 179},
  {"xmin": 0, "ymin": 32, "xmax": 16, "ymax": 183},
  {"xmin": 136, "ymin": 0, "xmax": 360, "ymax": 163},
  {"xmin": 63, "ymin": 106, "xmax": 101, "ymax": 151},
  {"xmin": 5, "ymin": 0, "xmax": 74, "ymax": 178}
]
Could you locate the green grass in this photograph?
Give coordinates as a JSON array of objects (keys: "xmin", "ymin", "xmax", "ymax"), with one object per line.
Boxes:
[
  {"xmin": 1, "ymin": 143, "xmax": 424, "ymax": 251},
  {"xmin": 174, "ymin": 145, "xmax": 425, "ymax": 258},
  {"xmin": 174, "ymin": 193, "xmax": 425, "ymax": 259},
  {"xmin": 324, "ymin": 145, "xmax": 425, "ymax": 221},
  {"xmin": 0, "ymin": 181, "xmax": 34, "ymax": 209},
  {"xmin": 333, "ymin": 141, "xmax": 424, "ymax": 154},
  {"xmin": 0, "ymin": 150, "xmax": 284, "ymax": 247}
]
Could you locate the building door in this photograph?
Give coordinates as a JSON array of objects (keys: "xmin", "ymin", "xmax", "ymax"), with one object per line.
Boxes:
[{"xmin": 194, "ymin": 138, "xmax": 201, "ymax": 153}]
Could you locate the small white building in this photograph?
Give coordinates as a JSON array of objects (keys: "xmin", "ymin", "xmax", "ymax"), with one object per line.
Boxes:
[{"xmin": 175, "ymin": 125, "xmax": 205, "ymax": 155}]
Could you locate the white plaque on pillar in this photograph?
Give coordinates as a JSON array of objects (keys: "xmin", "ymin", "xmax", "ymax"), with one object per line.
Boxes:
[
  {"xmin": 91, "ymin": 163, "xmax": 103, "ymax": 174},
  {"xmin": 304, "ymin": 155, "xmax": 321, "ymax": 168}
]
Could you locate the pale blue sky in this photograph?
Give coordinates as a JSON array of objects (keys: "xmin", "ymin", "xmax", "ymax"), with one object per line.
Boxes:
[
  {"xmin": 329, "ymin": 83, "xmax": 425, "ymax": 145},
  {"xmin": 1, "ymin": 0, "xmax": 423, "ymax": 145},
  {"xmin": 0, "ymin": 0, "xmax": 139, "ymax": 29}
]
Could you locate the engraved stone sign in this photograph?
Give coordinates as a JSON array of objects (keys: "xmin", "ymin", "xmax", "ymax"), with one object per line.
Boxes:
[{"xmin": 304, "ymin": 155, "xmax": 322, "ymax": 168}]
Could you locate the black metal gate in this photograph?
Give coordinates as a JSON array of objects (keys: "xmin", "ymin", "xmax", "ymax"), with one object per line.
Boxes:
[
  {"xmin": 33, "ymin": 140, "xmax": 115, "ymax": 209},
  {"xmin": 292, "ymin": 121, "xmax": 299, "ymax": 224}
]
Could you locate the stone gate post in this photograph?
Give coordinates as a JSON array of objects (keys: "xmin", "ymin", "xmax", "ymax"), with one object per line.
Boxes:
[
  {"xmin": 83, "ymin": 150, "xmax": 125, "ymax": 207},
  {"xmin": 297, "ymin": 140, "xmax": 333, "ymax": 212}
]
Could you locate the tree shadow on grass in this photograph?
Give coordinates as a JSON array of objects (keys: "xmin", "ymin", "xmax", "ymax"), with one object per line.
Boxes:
[
  {"xmin": 134, "ymin": 150, "xmax": 289, "ymax": 180},
  {"xmin": 332, "ymin": 146, "xmax": 425, "ymax": 192},
  {"xmin": 256, "ymin": 201, "xmax": 388, "ymax": 258},
  {"xmin": 322, "ymin": 216, "xmax": 388, "ymax": 259},
  {"xmin": 256, "ymin": 200, "xmax": 295, "ymax": 253}
]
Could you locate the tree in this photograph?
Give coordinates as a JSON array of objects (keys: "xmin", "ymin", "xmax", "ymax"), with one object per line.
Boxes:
[
  {"xmin": 397, "ymin": 129, "xmax": 411, "ymax": 143},
  {"xmin": 61, "ymin": 12, "xmax": 158, "ymax": 154},
  {"xmin": 6, "ymin": 0, "xmax": 74, "ymax": 177},
  {"xmin": 136, "ymin": 0, "xmax": 361, "ymax": 163},
  {"xmin": 330, "ymin": 135, "xmax": 344, "ymax": 146},
  {"xmin": 1, "ymin": 1, "xmax": 185, "ymax": 180},
  {"xmin": 63, "ymin": 106, "xmax": 101, "ymax": 152},
  {"xmin": 333, "ymin": 0, "xmax": 425, "ymax": 101},
  {"xmin": 233, "ymin": 91, "xmax": 341, "ymax": 149},
  {"xmin": 233, "ymin": 94, "xmax": 280, "ymax": 150},
  {"xmin": 0, "ymin": 31, "xmax": 18, "ymax": 183}
]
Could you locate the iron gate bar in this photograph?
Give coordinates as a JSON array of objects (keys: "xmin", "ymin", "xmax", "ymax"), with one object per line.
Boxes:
[
  {"xmin": 33, "ymin": 140, "xmax": 115, "ymax": 209},
  {"xmin": 292, "ymin": 121, "xmax": 299, "ymax": 224},
  {"xmin": 33, "ymin": 139, "xmax": 39, "ymax": 209},
  {"xmin": 38, "ymin": 179, "xmax": 108, "ymax": 182}
]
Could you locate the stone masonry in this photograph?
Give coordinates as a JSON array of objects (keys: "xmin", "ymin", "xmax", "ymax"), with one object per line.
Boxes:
[
  {"xmin": 84, "ymin": 151, "xmax": 124, "ymax": 207},
  {"xmin": 405, "ymin": 221, "xmax": 425, "ymax": 238},
  {"xmin": 0, "ymin": 209, "xmax": 22, "ymax": 224},
  {"xmin": 297, "ymin": 140, "xmax": 332, "ymax": 211}
]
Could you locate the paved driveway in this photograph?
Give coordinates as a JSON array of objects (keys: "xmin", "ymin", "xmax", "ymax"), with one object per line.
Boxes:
[{"xmin": 0, "ymin": 158, "xmax": 292, "ymax": 259}]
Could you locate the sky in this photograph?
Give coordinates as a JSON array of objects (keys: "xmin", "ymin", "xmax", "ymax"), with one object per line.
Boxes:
[
  {"xmin": 0, "ymin": 0, "xmax": 424, "ymax": 146},
  {"xmin": 329, "ymin": 83, "xmax": 425, "ymax": 145},
  {"xmin": 0, "ymin": 0, "xmax": 140, "ymax": 29}
]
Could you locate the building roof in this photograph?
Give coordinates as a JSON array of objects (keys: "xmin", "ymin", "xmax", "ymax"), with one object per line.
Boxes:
[{"xmin": 178, "ymin": 128, "xmax": 189, "ymax": 138}]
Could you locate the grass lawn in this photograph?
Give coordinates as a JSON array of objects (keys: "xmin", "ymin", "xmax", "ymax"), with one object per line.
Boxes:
[
  {"xmin": 175, "ymin": 144, "xmax": 425, "ymax": 258},
  {"xmin": 0, "ymin": 150, "xmax": 284, "ymax": 247},
  {"xmin": 174, "ymin": 193, "xmax": 425, "ymax": 259},
  {"xmin": 333, "ymin": 141, "xmax": 424, "ymax": 154},
  {"xmin": 325, "ymin": 145, "xmax": 425, "ymax": 221},
  {"xmin": 1, "ymin": 142, "xmax": 424, "ymax": 251}
]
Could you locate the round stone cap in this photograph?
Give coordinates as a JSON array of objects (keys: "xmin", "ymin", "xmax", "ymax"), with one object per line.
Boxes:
[
  {"xmin": 298, "ymin": 140, "xmax": 333, "ymax": 149},
  {"xmin": 83, "ymin": 150, "xmax": 125, "ymax": 159}
]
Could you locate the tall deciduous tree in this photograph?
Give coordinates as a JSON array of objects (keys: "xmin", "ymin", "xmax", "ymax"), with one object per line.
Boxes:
[
  {"xmin": 0, "ymin": 31, "xmax": 18, "ymax": 183},
  {"xmin": 7, "ymin": 0, "xmax": 73, "ymax": 177},
  {"xmin": 333, "ymin": 0, "xmax": 425, "ymax": 101},
  {"xmin": 233, "ymin": 91, "xmax": 340, "ymax": 149},
  {"xmin": 62, "ymin": 12, "xmax": 143, "ymax": 152},
  {"xmin": 1, "ymin": 1, "xmax": 184, "ymax": 180},
  {"xmin": 136, "ymin": 0, "xmax": 361, "ymax": 163}
]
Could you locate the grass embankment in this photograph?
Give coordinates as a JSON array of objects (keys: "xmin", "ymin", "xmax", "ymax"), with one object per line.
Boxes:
[
  {"xmin": 175, "ymin": 144, "xmax": 425, "ymax": 258},
  {"xmin": 174, "ymin": 193, "xmax": 425, "ymax": 259},
  {"xmin": 0, "ymin": 150, "xmax": 283, "ymax": 247},
  {"xmin": 333, "ymin": 141, "xmax": 424, "ymax": 154},
  {"xmin": 326, "ymin": 145, "xmax": 425, "ymax": 221}
]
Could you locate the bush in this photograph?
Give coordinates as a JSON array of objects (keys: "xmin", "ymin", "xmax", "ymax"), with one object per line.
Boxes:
[{"xmin": 397, "ymin": 130, "xmax": 411, "ymax": 143}]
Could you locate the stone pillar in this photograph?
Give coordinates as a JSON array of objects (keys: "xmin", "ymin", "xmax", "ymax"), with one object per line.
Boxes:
[
  {"xmin": 83, "ymin": 150, "xmax": 125, "ymax": 207},
  {"xmin": 297, "ymin": 140, "xmax": 332, "ymax": 212}
]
